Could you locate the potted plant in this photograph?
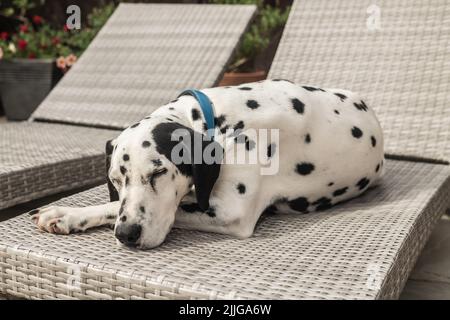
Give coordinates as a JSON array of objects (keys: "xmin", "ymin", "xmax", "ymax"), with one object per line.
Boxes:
[
  {"xmin": 211, "ymin": 0, "xmax": 291, "ymax": 86},
  {"xmin": 0, "ymin": 0, "xmax": 114, "ymax": 120}
]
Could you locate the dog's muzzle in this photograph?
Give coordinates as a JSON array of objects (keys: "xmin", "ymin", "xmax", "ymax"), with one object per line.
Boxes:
[{"xmin": 115, "ymin": 223, "xmax": 142, "ymax": 247}]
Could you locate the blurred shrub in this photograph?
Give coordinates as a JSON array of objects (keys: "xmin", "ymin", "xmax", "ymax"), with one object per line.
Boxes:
[
  {"xmin": 0, "ymin": 0, "xmax": 114, "ymax": 69},
  {"xmin": 210, "ymin": 0, "xmax": 290, "ymax": 72}
]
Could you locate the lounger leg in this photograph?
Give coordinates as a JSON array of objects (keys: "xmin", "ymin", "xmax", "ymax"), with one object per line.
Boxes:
[{"xmin": 30, "ymin": 202, "xmax": 120, "ymax": 234}]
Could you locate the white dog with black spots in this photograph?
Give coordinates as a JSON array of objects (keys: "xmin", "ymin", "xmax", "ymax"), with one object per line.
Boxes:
[{"xmin": 31, "ymin": 79, "xmax": 384, "ymax": 249}]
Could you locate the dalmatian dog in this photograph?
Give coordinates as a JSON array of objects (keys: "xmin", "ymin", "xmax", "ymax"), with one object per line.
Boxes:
[{"xmin": 31, "ymin": 79, "xmax": 384, "ymax": 249}]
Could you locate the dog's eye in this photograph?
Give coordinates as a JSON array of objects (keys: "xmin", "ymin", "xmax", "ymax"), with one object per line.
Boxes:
[
  {"xmin": 153, "ymin": 168, "xmax": 168, "ymax": 178},
  {"xmin": 148, "ymin": 168, "xmax": 168, "ymax": 191}
]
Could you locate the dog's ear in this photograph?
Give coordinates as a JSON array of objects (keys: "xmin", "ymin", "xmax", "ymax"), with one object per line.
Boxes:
[
  {"xmin": 190, "ymin": 134, "xmax": 223, "ymax": 211},
  {"xmin": 151, "ymin": 122, "xmax": 222, "ymax": 211},
  {"xmin": 105, "ymin": 139, "xmax": 119, "ymax": 202}
]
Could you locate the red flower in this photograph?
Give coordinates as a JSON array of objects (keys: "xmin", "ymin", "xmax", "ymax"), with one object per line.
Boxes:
[
  {"xmin": 28, "ymin": 52, "xmax": 36, "ymax": 59},
  {"xmin": 0, "ymin": 32, "xmax": 8, "ymax": 40},
  {"xmin": 32, "ymin": 15, "xmax": 43, "ymax": 25},
  {"xmin": 19, "ymin": 25, "xmax": 28, "ymax": 33},
  {"xmin": 17, "ymin": 39, "xmax": 27, "ymax": 50},
  {"xmin": 51, "ymin": 37, "xmax": 60, "ymax": 45}
]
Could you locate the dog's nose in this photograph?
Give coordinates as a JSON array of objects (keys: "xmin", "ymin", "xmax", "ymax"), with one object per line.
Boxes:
[{"xmin": 115, "ymin": 223, "xmax": 142, "ymax": 246}]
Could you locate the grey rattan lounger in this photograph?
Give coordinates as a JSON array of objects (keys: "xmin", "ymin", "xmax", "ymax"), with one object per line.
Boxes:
[
  {"xmin": 0, "ymin": 3, "xmax": 256, "ymax": 210},
  {"xmin": 0, "ymin": 0, "xmax": 449, "ymax": 299}
]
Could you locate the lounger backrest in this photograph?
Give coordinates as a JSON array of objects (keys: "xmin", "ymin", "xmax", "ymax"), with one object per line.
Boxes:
[
  {"xmin": 269, "ymin": 0, "xmax": 450, "ymax": 163},
  {"xmin": 31, "ymin": 3, "xmax": 256, "ymax": 129}
]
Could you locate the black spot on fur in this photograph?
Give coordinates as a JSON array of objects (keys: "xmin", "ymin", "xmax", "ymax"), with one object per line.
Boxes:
[
  {"xmin": 356, "ymin": 177, "xmax": 370, "ymax": 190},
  {"xmin": 237, "ymin": 183, "xmax": 246, "ymax": 194},
  {"xmin": 181, "ymin": 203, "xmax": 200, "ymax": 213},
  {"xmin": 152, "ymin": 159, "xmax": 162, "ymax": 167},
  {"xmin": 272, "ymin": 79, "xmax": 293, "ymax": 83},
  {"xmin": 313, "ymin": 197, "xmax": 333, "ymax": 211},
  {"xmin": 376, "ymin": 164, "xmax": 380, "ymax": 173},
  {"xmin": 288, "ymin": 197, "xmax": 310, "ymax": 213},
  {"xmin": 334, "ymin": 93, "xmax": 347, "ymax": 101},
  {"xmin": 354, "ymin": 100, "xmax": 368, "ymax": 112},
  {"xmin": 305, "ymin": 134, "xmax": 311, "ymax": 144},
  {"xmin": 181, "ymin": 202, "xmax": 215, "ymax": 217},
  {"xmin": 328, "ymin": 182, "xmax": 334, "ymax": 187},
  {"xmin": 172, "ymin": 173, "xmax": 175, "ymax": 180},
  {"xmin": 202, "ymin": 122, "xmax": 208, "ymax": 132},
  {"xmin": 302, "ymin": 86, "xmax": 325, "ymax": 92},
  {"xmin": 351, "ymin": 126, "xmax": 363, "ymax": 138},
  {"xmin": 130, "ymin": 122, "xmax": 140, "ymax": 128},
  {"xmin": 296, "ymin": 162, "xmax": 315, "ymax": 175},
  {"xmin": 139, "ymin": 206, "xmax": 145, "ymax": 214},
  {"xmin": 246, "ymin": 100, "xmax": 260, "ymax": 109},
  {"xmin": 291, "ymin": 98, "xmax": 305, "ymax": 114},
  {"xmin": 246, "ymin": 138, "xmax": 256, "ymax": 151},
  {"xmin": 371, "ymin": 136, "xmax": 377, "ymax": 147},
  {"xmin": 333, "ymin": 187, "xmax": 348, "ymax": 197},
  {"xmin": 205, "ymin": 206, "xmax": 216, "ymax": 217},
  {"xmin": 214, "ymin": 115, "xmax": 226, "ymax": 127},
  {"xmin": 79, "ymin": 220, "xmax": 88, "ymax": 228},
  {"xmin": 263, "ymin": 205, "xmax": 278, "ymax": 215},
  {"xmin": 120, "ymin": 166, "xmax": 127, "ymax": 175},
  {"xmin": 123, "ymin": 154, "xmax": 130, "ymax": 161},
  {"xmin": 334, "ymin": 109, "xmax": 340, "ymax": 115},
  {"xmin": 166, "ymin": 118, "xmax": 174, "ymax": 122},
  {"xmin": 125, "ymin": 176, "xmax": 129, "ymax": 186},
  {"xmin": 120, "ymin": 216, "xmax": 127, "ymax": 222},
  {"xmin": 170, "ymin": 99, "xmax": 178, "ymax": 103},
  {"xmin": 238, "ymin": 87, "xmax": 252, "ymax": 90},
  {"xmin": 267, "ymin": 143, "xmax": 276, "ymax": 158},
  {"xmin": 142, "ymin": 140, "xmax": 151, "ymax": 148},
  {"xmin": 106, "ymin": 214, "xmax": 116, "ymax": 220},
  {"xmin": 168, "ymin": 107, "xmax": 174, "ymax": 111},
  {"xmin": 233, "ymin": 121, "xmax": 245, "ymax": 132},
  {"xmin": 220, "ymin": 125, "xmax": 230, "ymax": 134},
  {"xmin": 191, "ymin": 108, "xmax": 201, "ymax": 121}
]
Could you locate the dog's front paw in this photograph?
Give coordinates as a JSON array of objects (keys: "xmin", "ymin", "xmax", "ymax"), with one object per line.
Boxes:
[{"xmin": 30, "ymin": 206, "xmax": 72, "ymax": 234}]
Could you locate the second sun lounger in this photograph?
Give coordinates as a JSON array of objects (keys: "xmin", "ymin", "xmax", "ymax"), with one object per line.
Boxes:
[{"xmin": 0, "ymin": 3, "xmax": 256, "ymax": 210}]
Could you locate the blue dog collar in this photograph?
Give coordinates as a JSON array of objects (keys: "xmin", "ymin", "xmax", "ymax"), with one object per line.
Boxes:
[{"xmin": 178, "ymin": 89, "xmax": 215, "ymax": 139}]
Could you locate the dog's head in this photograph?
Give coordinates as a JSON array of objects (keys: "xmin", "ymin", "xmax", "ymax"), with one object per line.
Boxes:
[{"xmin": 106, "ymin": 118, "xmax": 222, "ymax": 249}]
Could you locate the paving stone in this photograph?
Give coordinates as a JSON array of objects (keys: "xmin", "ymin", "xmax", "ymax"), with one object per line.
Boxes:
[{"xmin": 401, "ymin": 280, "xmax": 450, "ymax": 300}]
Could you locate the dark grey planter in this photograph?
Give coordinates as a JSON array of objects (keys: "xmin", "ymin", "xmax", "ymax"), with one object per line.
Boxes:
[{"xmin": 0, "ymin": 59, "xmax": 63, "ymax": 120}]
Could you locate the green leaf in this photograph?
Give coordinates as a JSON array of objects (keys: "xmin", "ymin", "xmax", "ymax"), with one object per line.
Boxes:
[{"xmin": 1, "ymin": 8, "xmax": 15, "ymax": 16}]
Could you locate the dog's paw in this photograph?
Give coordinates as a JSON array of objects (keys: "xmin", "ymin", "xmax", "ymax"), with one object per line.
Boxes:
[{"xmin": 30, "ymin": 206, "xmax": 72, "ymax": 234}]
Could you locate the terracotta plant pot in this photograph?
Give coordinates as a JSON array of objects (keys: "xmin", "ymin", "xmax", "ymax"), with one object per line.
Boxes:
[
  {"xmin": 0, "ymin": 59, "xmax": 63, "ymax": 120},
  {"xmin": 218, "ymin": 70, "xmax": 266, "ymax": 86}
]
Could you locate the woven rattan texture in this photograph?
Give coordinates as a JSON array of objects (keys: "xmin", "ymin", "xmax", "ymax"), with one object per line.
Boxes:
[
  {"xmin": 269, "ymin": 0, "xmax": 450, "ymax": 163},
  {"xmin": 31, "ymin": 3, "xmax": 256, "ymax": 129},
  {"xmin": 0, "ymin": 160, "xmax": 449, "ymax": 299},
  {"xmin": 0, "ymin": 123, "xmax": 118, "ymax": 209}
]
